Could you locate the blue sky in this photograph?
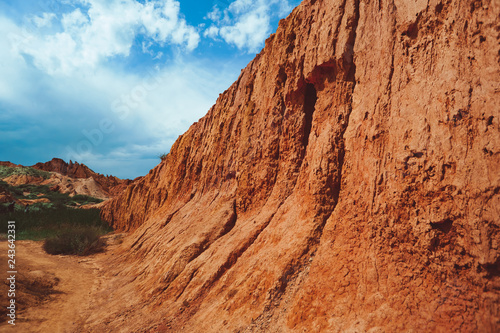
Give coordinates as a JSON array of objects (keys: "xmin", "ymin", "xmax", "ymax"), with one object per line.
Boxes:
[{"xmin": 0, "ymin": 0, "xmax": 300, "ymax": 179}]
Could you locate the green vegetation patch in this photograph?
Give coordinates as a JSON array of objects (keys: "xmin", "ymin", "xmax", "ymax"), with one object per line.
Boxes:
[
  {"xmin": 0, "ymin": 181, "xmax": 52, "ymax": 198},
  {"xmin": 0, "ymin": 172, "xmax": 110, "ymax": 252},
  {"xmin": 1, "ymin": 207, "xmax": 112, "ymax": 241},
  {"xmin": 0, "ymin": 165, "xmax": 51, "ymax": 180},
  {"xmin": 43, "ymin": 227, "xmax": 106, "ymax": 255}
]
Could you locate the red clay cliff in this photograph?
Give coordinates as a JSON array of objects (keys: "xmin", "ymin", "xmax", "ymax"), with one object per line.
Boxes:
[{"xmin": 98, "ymin": 0, "xmax": 500, "ymax": 331}]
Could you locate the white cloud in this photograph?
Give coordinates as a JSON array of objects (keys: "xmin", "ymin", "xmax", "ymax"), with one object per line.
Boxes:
[
  {"xmin": 204, "ymin": 0, "xmax": 295, "ymax": 52},
  {"xmin": 14, "ymin": 0, "xmax": 200, "ymax": 75},
  {"xmin": 0, "ymin": 12, "xmax": 243, "ymax": 178},
  {"xmin": 203, "ymin": 25, "xmax": 220, "ymax": 39},
  {"xmin": 61, "ymin": 8, "xmax": 88, "ymax": 32},
  {"xmin": 140, "ymin": 0, "xmax": 199, "ymax": 50},
  {"xmin": 30, "ymin": 12, "xmax": 57, "ymax": 28},
  {"xmin": 0, "ymin": 0, "xmax": 298, "ymax": 178},
  {"xmin": 206, "ymin": 6, "xmax": 222, "ymax": 22},
  {"xmin": 229, "ymin": 0, "xmax": 254, "ymax": 15},
  {"xmin": 219, "ymin": 10, "xmax": 270, "ymax": 51}
]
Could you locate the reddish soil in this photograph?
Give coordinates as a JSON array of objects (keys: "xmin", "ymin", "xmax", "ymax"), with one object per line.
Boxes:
[{"xmin": 0, "ymin": 235, "xmax": 124, "ymax": 333}]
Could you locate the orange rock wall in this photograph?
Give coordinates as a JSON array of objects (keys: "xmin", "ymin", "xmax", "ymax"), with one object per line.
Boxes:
[{"xmin": 100, "ymin": 0, "xmax": 500, "ymax": 331}]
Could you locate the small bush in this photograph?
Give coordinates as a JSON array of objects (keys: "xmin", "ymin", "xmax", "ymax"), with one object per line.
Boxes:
[
  {"xmin": 43, "ymin": 227, "xmax": 106, "ymax": 256},
  {"xmin": 71, "ymin": 194, "xmax": 103, "ymax": 204},
  {"xmin": 158, "ymin": 153, "xmax": 168, "ymax": 161}
]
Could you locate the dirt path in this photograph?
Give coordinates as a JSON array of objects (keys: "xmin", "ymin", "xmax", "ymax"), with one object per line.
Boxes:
[{"xmin": 0, "ymin": 235, "xmax": 122, "ymax": 333}]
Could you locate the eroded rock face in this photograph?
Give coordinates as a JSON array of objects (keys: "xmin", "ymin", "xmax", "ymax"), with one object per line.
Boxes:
[
  {"xmin": 33, "ymin": 158, "xmax": 92, "ymax": 178},
  {"xmin": 33, "ymin": 158, "xmax": 132, "ymax": 198},
  {"xmin": 2, "ymin": 174, "xmax": 45, "ymax": 186},
  {"xmin": 0, "ymin": 162, "xmax": 19, "ymax": 168},
  {"xmin": 99, "ymin": 0, "xmax": 500, "ymax": 331},
  {"xmin": 0, "ymin": 158, "xmax": 131, "ymax": 200}
]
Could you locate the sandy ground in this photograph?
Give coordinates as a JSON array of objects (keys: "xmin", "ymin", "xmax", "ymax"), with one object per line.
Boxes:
[{"xmin": 0, "ymin": 235, "xmax": 123, "ymax": 333}]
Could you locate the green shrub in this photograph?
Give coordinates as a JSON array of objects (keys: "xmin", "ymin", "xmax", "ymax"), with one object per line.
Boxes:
[
  {"xmin": 43, "ymin": 227, "xmax": 106, "ymax": 255},
  {"xmin": 71, "ymin": 194, "xmax": 103, "ymax": 204},
  {"xmin": 1, "ymin": 207, "xmax": 112, "ymax": 240},
  {"xmin": 158, "ymin": 153, "xmax": 168, "ymax": 161}
]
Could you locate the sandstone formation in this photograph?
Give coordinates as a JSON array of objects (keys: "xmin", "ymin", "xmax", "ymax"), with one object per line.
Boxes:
[
  {"xmin": 99, "ymin": 0, "xmax": 500, "ymax": 331},
  {"xmin": 33, "ymin": 158, "xmax": 94, "ymax": 178},
  {"xmin": 16, "ymin": 198, "xmax": 51, "ymax": 205},
  {"xmin": 0, "ymin": 158, "xmax": 131, "ymax": 200},
  {"xmin": 0, "ymin": 161, "xmax": 20, "ymax": 168},
  {"xmin": 39, "ymin": 173, "xmax": 113, "ymax": 200},
  {"xmin": 33, "ymin": 158, "xmax": 132, "ymax": 197},
  {"xmin": 2, "ymin": 174, "xmax": 45, "ymax": 187}
]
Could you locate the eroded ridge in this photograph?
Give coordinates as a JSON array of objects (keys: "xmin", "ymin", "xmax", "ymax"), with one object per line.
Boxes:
[{"xmin": 97, "ymin": 0, "xmax": 500, "ymax": 332}]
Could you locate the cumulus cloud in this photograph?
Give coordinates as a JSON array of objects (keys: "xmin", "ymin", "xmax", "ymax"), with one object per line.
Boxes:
[
  {"xmin": 204, "ymin": 0, "xmax": 295, "ymax": 52},
  {"xmin": 0, "ymin": 9, "xmax": 241, "ymax": 178},
  {"xmin": 140, "ymin": 0, "xmax": 199, "ymax": 50},
  {"xmin": 61, "ymin": 8, "xmax": 88, "ymax": 32},
  {"xmin": 30, "ymin": 12, "xmax": 57, "ymax": 28},
  {"xmin": 0, "ymin": 0, "xmax": 298, "ymax": 178},
  {"xmin": 12, "ymin": 0, "xmax": 199, "ymax": 75}
]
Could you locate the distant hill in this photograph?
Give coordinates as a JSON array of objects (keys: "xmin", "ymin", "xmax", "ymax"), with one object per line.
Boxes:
[
  {"xmin": 0, "ymin": 158, "xmax": 132, "ymax": 208},
  {"xmin": 32, "ymin": 158, "xmax": 132, "ymax": 197}
]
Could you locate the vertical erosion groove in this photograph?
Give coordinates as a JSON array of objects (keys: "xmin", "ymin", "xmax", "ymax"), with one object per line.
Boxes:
[
  {"xmin": 259, "ymin": 1, "xmax": 361, "ymax": 319},
  {"xmin": 334, "ymin": 0, "xmax": 359, "ymax": 204},
  {"xmin": 302, "ymin": 83, "xmax": 318, "ymax": 149}
]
